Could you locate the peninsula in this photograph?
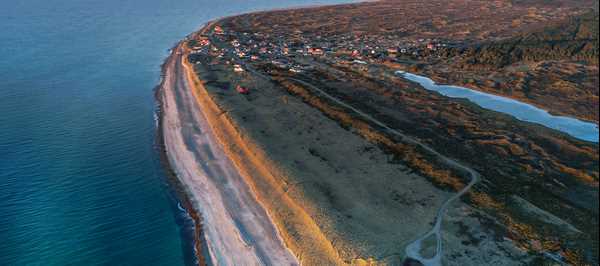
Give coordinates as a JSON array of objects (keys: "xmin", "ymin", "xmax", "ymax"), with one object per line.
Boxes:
[{"xmin": 159, "ymin": 0, "xmax": 599, "ymax": 265}]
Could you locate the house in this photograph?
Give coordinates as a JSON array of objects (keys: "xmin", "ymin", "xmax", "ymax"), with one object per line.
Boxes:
[
  {"xmin": 214, "ymin": 25, "xmax": 224, "ymax": 35},
  {"xmin": 308, "ymin": 48, "xmax": 324, "ymax": 56},
  {"xmin": 233, "ymin": 64, "xmax": 244, "ymax": 72},
  {"xmin": 236, "ymin": 85, "xmax": 249, "ymax": 94},
  {"xmin": 198, "ymin": 39, "xmax": 210, "ymax": 46}
]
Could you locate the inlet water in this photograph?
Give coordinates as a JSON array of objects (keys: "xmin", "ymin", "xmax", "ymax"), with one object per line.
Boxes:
[
  {"xmin": 396, "ymin": 71, "xmax": 599, "ymax": 143},
  {"xmin": 0, "ymin": 0, "xmax": 351, "ymax": 265}
]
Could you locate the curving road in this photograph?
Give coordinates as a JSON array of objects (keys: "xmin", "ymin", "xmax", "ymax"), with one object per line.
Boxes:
[
  {"xmin": 282, "ymin": 77, "xmax": 479, "ymax": 266},
  {"xmin": 160, "ymin": 36, "xmax": 298, "ymax": 265}
]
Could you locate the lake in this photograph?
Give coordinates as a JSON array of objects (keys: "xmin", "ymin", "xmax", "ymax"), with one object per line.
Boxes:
[{"xmin": 396, "ymin": 71, "xmax": 599, "ymax": 143}]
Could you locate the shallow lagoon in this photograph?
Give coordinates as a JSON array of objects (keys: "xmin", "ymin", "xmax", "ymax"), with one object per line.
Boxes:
[{"xmin": 396, "ymin": 71, "xmax": 599, "ymax": 143}]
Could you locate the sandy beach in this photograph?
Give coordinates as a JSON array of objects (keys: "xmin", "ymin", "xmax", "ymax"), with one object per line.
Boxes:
[{"xmin": 158, "ymin": 25, "xmax": 299, "ymax": 264}]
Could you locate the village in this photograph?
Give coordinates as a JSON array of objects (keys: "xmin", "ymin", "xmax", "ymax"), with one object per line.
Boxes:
[{"xmin": 187, "ymin": 24, "xmax": 458, "ymax": 85}]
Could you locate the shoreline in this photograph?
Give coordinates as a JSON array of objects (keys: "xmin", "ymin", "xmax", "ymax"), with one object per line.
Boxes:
[
  {"xmin": 155, "ymin": 45, "xmax": 208, "ymax": 266},
  {"xmin": 157, "ymin": 19, "xmax": 304, "ymax": 264},
  {"xmin": 178, "ymin": 41, "xmax": 344, "ymax": 265},
  {"xmin": 152, "ymin": 7, "xmax": 372, "ymax": 264},
  {"xmin": 154, "ymin": 4, "xmax": 361, "ymax": 262}
]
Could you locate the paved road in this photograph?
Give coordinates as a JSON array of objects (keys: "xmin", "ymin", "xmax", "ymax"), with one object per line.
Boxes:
[{"xmin": 160, "ymin": 37, "xmax": 298, "ymax": 265}]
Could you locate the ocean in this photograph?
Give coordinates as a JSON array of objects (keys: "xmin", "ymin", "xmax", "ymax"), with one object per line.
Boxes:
[{"xmin": 0, "ymin": 0, "xmax": 350, "ymax": 265}]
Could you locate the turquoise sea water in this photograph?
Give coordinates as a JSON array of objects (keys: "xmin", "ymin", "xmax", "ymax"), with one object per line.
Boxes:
[{"xmin": 0, "ymin": 0, "xmax": 350, "ymax": 265}]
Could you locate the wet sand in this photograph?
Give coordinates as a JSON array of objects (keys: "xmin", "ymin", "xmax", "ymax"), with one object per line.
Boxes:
[{"xmin": 155, "ymin": 54, "xmax": 208, "ymax": 266}]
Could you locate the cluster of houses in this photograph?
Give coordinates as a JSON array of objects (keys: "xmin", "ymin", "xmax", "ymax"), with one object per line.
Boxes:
[
  {"xmin": 189, "ymin": 24, "xmax": 459, "ymax": 75},
  {"xmin": 186, "ymin": 24, "xmax": 461, "ymax": 95}
]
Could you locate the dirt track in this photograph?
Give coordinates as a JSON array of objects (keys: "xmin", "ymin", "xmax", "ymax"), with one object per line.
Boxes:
[{"xmin": 283, "ymin": 77, "xmax": 480, "ymax": 266}]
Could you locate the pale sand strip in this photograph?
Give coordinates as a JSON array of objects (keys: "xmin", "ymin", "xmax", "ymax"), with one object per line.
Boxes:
[
  {"xmin": 161, "ymin": 39, "xmax": 301, "ymax": 264},
  {"xmin": 179, "ymin": 42, "xmax": 345, "ymax": 264}
]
